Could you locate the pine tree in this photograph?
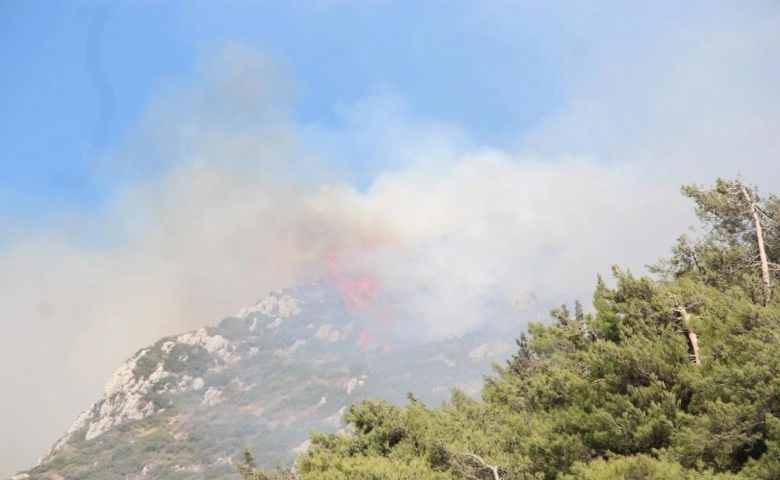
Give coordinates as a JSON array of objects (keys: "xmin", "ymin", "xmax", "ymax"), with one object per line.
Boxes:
[{"xmin": 654, "ymin": 177, "xmax": 779, "ymax": 306}]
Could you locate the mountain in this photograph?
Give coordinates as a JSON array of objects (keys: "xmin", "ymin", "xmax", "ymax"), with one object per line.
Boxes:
[{"xmin": 12, "ymin": 282, "xmax": 536, "ymax": 480}]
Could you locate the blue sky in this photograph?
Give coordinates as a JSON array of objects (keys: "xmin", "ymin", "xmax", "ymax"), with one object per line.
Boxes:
[
  {"xmin": 3, "ymin": 1, "xmax": 780, "ymax": 476},
  {"xmin": 0, "ymin": 0, "xmax": 576, "ymax": 224}
]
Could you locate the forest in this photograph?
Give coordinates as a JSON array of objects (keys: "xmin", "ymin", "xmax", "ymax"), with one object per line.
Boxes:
[{"xmin": 239, "ymin": 177, "xmax": 780, "ymax": 480}]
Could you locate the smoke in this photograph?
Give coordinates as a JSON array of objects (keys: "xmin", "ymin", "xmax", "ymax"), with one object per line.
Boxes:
[{"xmin": 3, "ymin": 4, "xmax": 780, "ymax": 476}]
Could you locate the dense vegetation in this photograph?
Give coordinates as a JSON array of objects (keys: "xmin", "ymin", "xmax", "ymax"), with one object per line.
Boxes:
[{"xmin": 241, "ymin": 177, "xmax": 780, "ymax": 479}]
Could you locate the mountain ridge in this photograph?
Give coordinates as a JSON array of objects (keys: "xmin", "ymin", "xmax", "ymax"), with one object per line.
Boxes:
[{"xmin": 13, "ymin": 282, "xmax": 535, "ymax": 480}]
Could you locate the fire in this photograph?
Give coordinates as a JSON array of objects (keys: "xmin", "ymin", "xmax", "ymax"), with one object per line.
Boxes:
[
  {"xmin": 327, "ymin": 250, "xmax": 393, "ymax": 351},
  {"xmin": 327, "ymin": 252, "xmax": 378, "ymax": 313}
]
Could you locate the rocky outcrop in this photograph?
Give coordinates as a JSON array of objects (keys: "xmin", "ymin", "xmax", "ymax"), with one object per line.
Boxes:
[
  {"xmin": 236, "ymin": 291, "xmax": 301, "ymax": 320},
  {"xmin": 35, "ymin": 290, "xmax": 313, "ymax": 470}
]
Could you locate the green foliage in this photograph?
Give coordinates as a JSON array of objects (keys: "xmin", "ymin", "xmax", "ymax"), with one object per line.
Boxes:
[
  {"xmin": 165, "ymin": 343, "xmax": 213, "ymax": 376},
  {"xmin": 134, "ymin": 346, "xmax": 165, "ymax": 378},
  {"xmin": 238, "ymin": 448, "xmax": 298, "ymax": 480},
  {"xmin": 562, "ymin": 455, "xmax": 739, "ymax": 480},
  {"xmin": 212, "ymin": 317, "xmax": 254, "ymax": 341}
]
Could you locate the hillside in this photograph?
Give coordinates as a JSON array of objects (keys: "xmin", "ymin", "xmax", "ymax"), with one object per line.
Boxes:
[{"xmin": 13, "ymin": 283, "xmax": 535, "ymax": 480}]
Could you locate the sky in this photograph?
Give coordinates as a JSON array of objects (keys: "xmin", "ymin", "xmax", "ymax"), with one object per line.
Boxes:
[{"xmin": 2, "ymin": 0, "xmax": 780, "ymax": 476}]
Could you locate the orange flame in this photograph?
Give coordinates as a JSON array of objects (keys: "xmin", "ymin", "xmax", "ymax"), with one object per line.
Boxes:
[
  {"xmin": 328, "ymin": 252, "xmax": 378, "ymax": 313},
  {"xmin": 328, "ymin": 250, "xmax": 393, "ymax": 350}
]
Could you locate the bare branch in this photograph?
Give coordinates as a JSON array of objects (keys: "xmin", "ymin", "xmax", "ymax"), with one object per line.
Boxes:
[{"xmin": 445, "ymin": 447, "xmax": 503, "ymax": 480}]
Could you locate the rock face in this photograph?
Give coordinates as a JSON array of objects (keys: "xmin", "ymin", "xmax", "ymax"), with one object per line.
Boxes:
[{"xmin": 16, "ymin": 283, "xmax": 534, "ymax": 480}]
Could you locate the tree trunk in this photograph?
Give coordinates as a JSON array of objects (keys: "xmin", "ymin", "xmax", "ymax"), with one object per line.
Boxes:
[
  {"xmin": 741, "ymin": 185, "xmax": 772, "ymax": 306},
  {"xmin": 675, "ymin": 305, "xmax": 700, "ymax": 365}
]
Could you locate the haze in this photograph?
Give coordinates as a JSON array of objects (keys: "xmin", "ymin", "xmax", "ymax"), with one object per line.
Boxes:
[{"xmin": 2, "ymin": 1, "xmax": 780, "ymax": 476}]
